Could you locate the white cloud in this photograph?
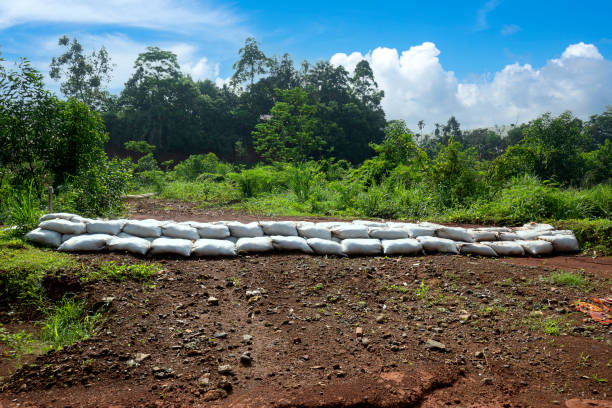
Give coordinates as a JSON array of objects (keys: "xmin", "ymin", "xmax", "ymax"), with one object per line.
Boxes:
[
  {"xmin": 330, "ymin": 42, "xmax": 612, "ymax": 131},
  {"xmin": 501, "ymin": 24, "xmax": 521, "ymax": 36},
  {"xmin": 475, "ymin": 0, "xmax": 503, "ymax": 31}
]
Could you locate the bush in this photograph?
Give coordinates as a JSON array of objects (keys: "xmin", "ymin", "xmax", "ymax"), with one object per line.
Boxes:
[
  {"xmin": 5, "ymin": 180, "xmax": 44, "ymax": 234},
  {"xmin": 172, "ymin": 153, "xmax": 226, "ymax": 181},
  {"xmin": 229, "ymin": 166, "xmax": 286, "ymax": 198},
  {"xmin": 288, "ymin": 164, "xmax": 312, "ymax": 202}
]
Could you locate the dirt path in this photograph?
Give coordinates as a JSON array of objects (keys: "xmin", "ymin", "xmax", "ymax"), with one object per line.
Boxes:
[{"xmin": 1, "ymin": 199, "xmax": 610, "ymax": 407}]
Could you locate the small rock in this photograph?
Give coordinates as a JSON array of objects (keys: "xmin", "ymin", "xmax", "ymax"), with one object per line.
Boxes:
[
  {"xmin": 240, "ymin": 352, "xmax": 252, "ymax": 365},
  {"xmin": 198, "ymin": 374, "xmax": 210, "ymax": 388},
  {"xmin": 475, "ymin": 351, "xmax": 484, "ymax": 358},
  {"xmin": 217, "ymin": 365, "xmax": 233, "ymax": 375},
  {"xmin": 202, "ymin": 388, "xmax": 227, "ymax": 402},
  {"xmin": 375, "ymin": 314, "xmax": 385, "ymax": 323},
  {"xmin": 214, "ymin": 332, "xmax": 227, "ymax": 339},
  {"xmin": 424, "ymin": 339, "xmax": 447, "ymax": 352},
  {"xmin": 362, "ymin": 337, "xmax": 371, "ymax": 346},
  {"xmin": 134, "ymin": 353, "xmax": 150, "ymax": 362},
  {"xmin": 355, "ymin": 327, "xmax": 363, "ymax": 337},
  {"xmin": 482, "ymin": 377, "xmax": 493, "ymax": 385},
  {"xmin": 208, "ymin": 296, "xmax": 219, "ymax": 306},
  {"xmin": 242, "ymin": 334, "xmax": 253, "ymax": 343},
  {"xmin": 126, "ymin": 359, "xmax": 138, "ymax": 368}
]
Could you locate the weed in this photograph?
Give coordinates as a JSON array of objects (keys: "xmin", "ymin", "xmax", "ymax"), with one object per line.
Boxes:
[
  {"xmin": 413, "ymin": 280, "xmax": 430, "ymax": 300},
  {"xmin": 0, "ymin": 326, "xmax": 40, "ymax": 361},
  {"xmin": 307, "ymin": 283, "xmax": 324, "ymax": 292},
  {"xmin": 578, "ymin": 352, "xmax": 592, "ymax": 367},
  {"xmin": 591, "ymin": 374, "xmax": 608, "ymax": 384},
  {"xmin": 79, "ymin": 261, "xmax": 161, "ymax": 283},
  {"xmin": 549, "ymin": 270, "xmax": 590, "ymax": 290}
]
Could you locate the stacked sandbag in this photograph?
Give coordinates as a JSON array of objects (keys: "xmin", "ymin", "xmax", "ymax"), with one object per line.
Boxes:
[{"xmin": 25, "ymin": 214, "xmax": 580, "ymax": 258}]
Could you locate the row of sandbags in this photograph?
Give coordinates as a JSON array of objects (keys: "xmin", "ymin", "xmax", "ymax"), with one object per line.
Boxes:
[{"xmin": 24, "ymin": 213, "xmax": 580, "ymax": 257}]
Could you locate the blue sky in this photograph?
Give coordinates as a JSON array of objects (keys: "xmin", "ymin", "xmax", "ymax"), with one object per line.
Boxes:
[{"xmin": 1, "ymin": 0, "xmax": 611, "ymax": 129}]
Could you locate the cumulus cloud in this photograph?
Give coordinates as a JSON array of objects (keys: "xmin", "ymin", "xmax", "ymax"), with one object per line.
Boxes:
[{"xmin": 330, "ymin": 42, "xmax": 612, "ymax": 130}]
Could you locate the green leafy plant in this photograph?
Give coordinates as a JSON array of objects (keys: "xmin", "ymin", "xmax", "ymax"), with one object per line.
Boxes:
[{"xmin": 79, "ymin": 261, "xmax": 161, "ymax": 283}]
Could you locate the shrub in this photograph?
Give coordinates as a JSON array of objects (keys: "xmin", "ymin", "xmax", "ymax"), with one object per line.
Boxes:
[{"xmin": 5, "ymin": 180, "xmax": 43, "ymax": 234}]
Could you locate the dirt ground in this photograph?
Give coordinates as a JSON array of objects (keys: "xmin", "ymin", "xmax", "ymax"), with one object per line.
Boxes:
[{"xmin": 1, "ymin": 198, "xmax": 611, "ymax": 407}]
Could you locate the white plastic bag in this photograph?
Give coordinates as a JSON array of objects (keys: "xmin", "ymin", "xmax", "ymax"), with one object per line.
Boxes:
[
  {"xmin": 86, "ymin": 220, "xmax": 125, "ymax": 235},
  {"xmin": 538, "ymin": 235, "xmax": 579, "ymax": 252},
  {"xmin": 297, "ymin": 223, "xmax": 332, "ymax": 240},
  {"xmin": 369, "ymin": 227, "xmax": 409, "ymax": 240},
  {"xmin": 417, "ymin": 236, "xmax": 459, "ymax": 254},
  {"xmin": 39, "ymin": 213, "xmax": 77, "ymax": 222},
  {"xmin": 150, "ymin": 238, "xmax": 193, "ymax": 256},
  {"xmin": 192, "ymin": 223, "xmax": 230, "ymax": 239},
  {"xmin": 25, "ymin": 228, "xmax": 62, "ymax": 247},
  {"xmin": 162, "ymin": 223, "xmax": 199, "ymax": 240},
  {"xmin": 59, "ymin": 234, "xmax": 112, "ymax": 252},
  {"xmin": 236, "ymin": 237, "xmax": 273, "ymax": 253},
  {"xmin": 516, "ymin": 240, "xmax": 554, "ymax": 256},
  {"xmin": 122, "ymin": 220, "xmax": 162, "ymax": 238},
  {"xmin": 306, "ymin": 238, "xmax": 344, "ymax": 255},
  {"xmin": 108, "ymin": 236, "xmax": 151, "ymax": 255},
  {"xmin": 332, "ymin": 225, "xmax": 370, "ymax": 239},
  {"xmin": 341, "ymin": 239, "xmax": 382, "ymax": 255},
  {"xmin": 437, "ymin": 227, "xmax": 474, "ymax": 243},
  {"xmin": 482, "ymin": 241, "xmax": 525, "ymax": 256},
  {"xmin": 39, "ymin": 219, "xmax": 86, "ymax": 235},
  {"xmin": 259, "ymin": 221, "xmax": 298, "ymax": 236},
  {"xmin": 458, "ymin": 243, "xmax": 498, "ymax": 257},
  {"xmin": 192, "ymin": 239, "xmax": 237, "ymax": 257},
  {"xmin": 227, "ymin": 222, "xmax": 264, "ymax": 237},
  {"xmin": 271, "ymin": 236, "xmax": 313, "ymax": 253},
  {"xmin": 381, "ymin": 238, "xmax": 423, "ymax": 255}
]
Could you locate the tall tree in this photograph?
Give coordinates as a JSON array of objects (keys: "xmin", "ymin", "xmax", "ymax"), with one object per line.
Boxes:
[
  {"xmin": 351, "ymin": 60, "xmax": 384, "ymax": 108},
  {"xmin": 49, "ymin": 35, "xmax": 113, "ymax": 110},
  {"xmin": 231, "ymin": 37, "xmax": 271, "ymax": 87}
]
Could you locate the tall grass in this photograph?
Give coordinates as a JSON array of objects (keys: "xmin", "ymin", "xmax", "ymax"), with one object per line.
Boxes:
[
  {"xmin": 6, "ymin": 180, "xmax": 43, "ymax": 234},
  {"xmin": 40, "ymin": 296, "xmax": 103, "ymax": 350}
]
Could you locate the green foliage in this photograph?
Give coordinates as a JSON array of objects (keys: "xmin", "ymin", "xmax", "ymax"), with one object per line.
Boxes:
[
  {"xmin": 79, "ymin": 261, "xmax": 161, "ymax": 283},
  {"xmin": 0, "ymin": 326, "xmax": 39, "ymax": 360},
  {"xmin": 124, "ymin": 140, "xmax": 156, "ymax": 155},
  {"xmin": 229, "ymin": 166, "xmax": 285, "ymax": 198},
  {"xmin": 5, "ymin": 180, "xmax": 44, "ymax": 235},
  {"xmin": 288, "ymin": 164, "xmax": 312, "ymax": 202},
  {"xmin": 172, "ymin": 153, "xmax": 227, "ymax": 181},
  {"xmin": 40, "ymin": 296, "xmax": 103, "ymax": 350},
  {"xmin": 553, "ymin": 219, "xmax": 612, "ymax": 255},
  {"xmin": 549, "ymin": 271, "xmax": 590, "ymax": 290}
]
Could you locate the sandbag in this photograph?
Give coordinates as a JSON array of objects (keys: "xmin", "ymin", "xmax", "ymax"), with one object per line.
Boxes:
[
  {"xmin": 150, "ymin": 238, "xmax": 192, "ymax": 256},
  {"xmin": 317, "ymin": 222, "xmax": 348, "ymax": 230},
  {"xmin": 352, "ymin": 220, "xmax": 387, "ymax": 228},
  {"xmin": 538, "ymin": 235, "xmax": 580, "ymax": 252},
  {"xmin": 403, "ymin": 226, "xmax": 436, "ymax": 238},
  {"xmin": 25, "ymin": 228, "xmax": 62, "ymax": 247},
  {"xmin": 297, "ymin": 223, "xmax": 332, "ymax": 240},
  {"xmin": 482, "ymin": 241, "xmax": 525, "ymax": 256},
  {"xmin": 382, "ymin": 238, "xmax": 423, "ymax": 255},
  {"xmin": 498, "ymin": 232, "xmax": 519, "ymax": 241},
  {"xmin": 117, "ymin": 232, "xmax": 155, "ymax": 242},
  {"xmin": 86, "ymin": 220, "xmax": 125, "ymax": 235},
  {"xmin": 58, "ymin": 234, "xmax": 112, "ymax": 252},
  {"xmin": 332, "ymin": 225, "xmax": 370, "ymax": 239},
  {"xmin": 516, "ymin": 229, "xmax": 553, "ymax": 240},
  {"xmin": 61, "ymin": 234, "xmax": 78, "ymax": 243},
  {"xmin": 548, "ymin": 230, "xmax": 574, "ymax": 236},
  {"xmin": 260, "ymin": 221, "xmax": 298, "ymax": 236},
  {"xmin": 192, "ymin": 223, "xmax": 230, "ymax": 239},
  {"xmin": 270, "ymin": 236, "xmax": 313, "ymax": 253},
  {"xmin": 341, "ymin": 239, "xmax": 382, "ymax": 255},
  {"xmin": 417, "ymin": 236, "xmax": 459, "ymax": 254},
  {"xmin": 108, "ymin": 236, "xmax": 151, "ymax": 255},
  {"xmin": 369, "ymin": 227, "xmax": 409, "ymax": 240},
  {"xmin": 458, "ymin": 243, "xmax": 498, "ymax": 257},
  {"xmin": 418, "ymin": 222, "xmax": 445, "ymax": 230},
  {"xmin": 162, "ymin": 223, "xmax": 199, "ymax": 240},
  {"xmin": 70, "ymin": 215, "xmax": 93, "ymax": 224},
  {"xmin": 437, "ymin": 227, "xmax": 474, "ymax": 242},
  {"xmin": 306, "ymin": 238, "xmax": 344, "ymax": 255},
  {"xmin": 236, "ymin": 237, "xmax": 273, "ymax": 253},
  {"xmin": 516, "ymin": 240, "xmax": 554, "ymax": 256},
  {"xmin": 470, "ymin": 229, "xmax": 498, "ymax": 242},
  {"xmin": 39, "ymin": 213, "xmax": 77, "ymax": 222},
  {"xmin": 192, "ymin": 239, "xmax": 237, "ymax": 257},
  {"xmin": 522, "ymin": 222, "xmax": 554, "ymax": 231},
  {"xmin": 226, "ymin": 236, "xmax": 238, "ymax": 244},
  {"xmin": 227, "ymin": 222, "xmax": 264, "ymax": 237},
  {"xmin": 122, "ymin": 220, "xmax": 162, "ymax": 238},
  {"xmin": 39, "ymin": 219, "xmax": 86, "ymax": 235}
]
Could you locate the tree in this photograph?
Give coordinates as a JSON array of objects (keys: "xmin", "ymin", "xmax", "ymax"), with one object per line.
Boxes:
[
  {"xmin": 252, "ymin": 88, "xmax": 326, "ymax": 163},
  {"xmin": 417, "ymin": 120, "xmax": 425, "ymax": 138},
  {"xmin": 49, "ymin": 36, "xmax": 113, "ymax": 110},
  {"xmin": 585, "ymin": 106, "xmax": 612, "ymax": 149},
  {"xmin": 231, "ymin": 37, "xmax": 271, "ymax": 87},
  {"xmin": 351, "ymin": 60, "xmax": 384, "ymax": 108}
]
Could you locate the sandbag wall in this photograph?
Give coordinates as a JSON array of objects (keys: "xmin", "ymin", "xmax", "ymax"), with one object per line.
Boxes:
[{"xmin": 25, "ymin": 213, "xmax": 580, "ymax": 257}]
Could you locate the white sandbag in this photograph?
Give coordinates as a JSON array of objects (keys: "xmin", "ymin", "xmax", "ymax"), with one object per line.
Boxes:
[
  {"xmin": 538, "ymin": 235, "xmax": 580, "ymax": 252},
  {"xmin": 192, "ymin": 223, "xmax": 230, "ymax": 239},
  {"xmin": 117, "ymin": 232, "xmax": 155, "ymax": 242},
  {"xmin": 192, "ymin": 239, "xmax": 237, "ymax": 257},
  {"xmin": 236, "ymin": 237, "xmax": 273, "ymax": 253},
  {"xmin": 352, "ymin": 220, "xmax": 387, "ymax": 228},
  {"xmin": 548, "ymin": 230, "xmax": 574, "ymax": 236},
  {"xmin": 270, "ymin": 236, "xmax": 313, "ymax": 253},
  {"xmin": 522, "ymin": 222, "xmax": 554, "ymax": 231},
  {"xmin": 332, "ymin": 225, "xmax": 370, "ymax": 239},
  {"xmin": 437, "ymin": 226, "xmax": 474, "ymax": 243},
  {"xmin": 108, "ymin": 236, "xmax": 151, "ymax": 255},
  {"xmin": 150, "ymin": 238, "xmax": 192, "ymax": 257},
  {"xmin": 482, "ymin": 241, "xmax": 525, "ymax": 256},
  {"xmin": 516, "ymin": 240, "xmax": 554, "ymax": 256},
  {"xmin": 417, "ymin": 236, "xmax": 459, "ymax": 254},
  {"xmin": 86, "ymin": 220, "xmax": 125, "ymax": 235},
  {"xmin": 403, "ymin": 226, "xmax": 436, "ymax": 238},
  {"xmin": 470, "ymin": 229, "xmax": 498, "ymax": 242},
  {"xmin": 70, "ymin": 215, "xmax": 93, "ymax": 224},
  {"xmin": 58, "ymin": 234, "xmax": 112, "ymax": 252},
  {"xmin": 498, "ymin": 232, "xmax": 520, "ymax": 241},
  {"xmin": 516, "ymin": 229, "xmax": 553, "ymax": 240},
  {"xmin": 61, "ymin": 234, "xmax": 78, "ymax": 243},
  {"xmin": 382, "ymin": 238, "xmax": 423, "ymax": 255},
  {"xmin": 39, "ymin": 219, "xmax": 86, "ymax": 235},
  {"xmin": 418, "ymin": 222, "xmax": 445, "ymax": 230},
  {"xmin": 297, "ymin": 224, "xmax": 332, "ymax": 240},
  {"xmin": 259, "ymin": 221, "xmax": 298, "ymax": 236},
  {"xmin": 458, "ymin": 243, "xmax": 498, "ymax": 257},
  {"xmin": 227, "ymin": 222, "xmax": 264, "ymax": 238},
  {"xmin": 369, "ymin": 227, "xmax": 409, "ymax": 240},
  {"xmin": 306, "ymin": 238, "xmax": 344, "ymax": 255},
  {"xmin": 386, "ymin": 222, "xmax": 407, "ymax": 228},
  {"xmin": 122, "ymin": 220, "xmax": 162, "ymax": 238},
  {"xmin": 225, "ymin": 236, "xmax": 238, "ymax": 244},
  {"xmin": 25, "ymin": 228, "xmax": 62, "ymax": 247},
  {"xmin": 341, "ymin": 239, "xmax": 382, "ymax": 255},
  {"xmin": 477, "ymin": 226, "xmax": 511, "ymax": 232},
  {"xmin": 317, "ymin": 221, "xmax": 348, "ymax": 230},
  {"xmin": 162, "ymin": 223, "xmax": 199, "ymax": 240},
  {"xmin": 39, "ymin": 213, "xmax": 77, "ymax": 222}
]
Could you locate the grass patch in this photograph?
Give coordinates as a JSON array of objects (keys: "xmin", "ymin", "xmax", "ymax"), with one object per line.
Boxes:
[
  {"xmin": 549, "ymin": 270, "xmax": 591, "ymax": 290},
  {"xmin": 524, "ymin": 311, "xmax": 570, "ymax": 336},
  {"xmin": 39, "ymin": 296, "xmax": 103, "ymax": 350},
  {"xmin": 553, "ymin": 219, "xmax": 612, "ymax": 256},
  {"xmin": 79, "ymin": 260, "xmax": 162, "ymax": 283}
]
